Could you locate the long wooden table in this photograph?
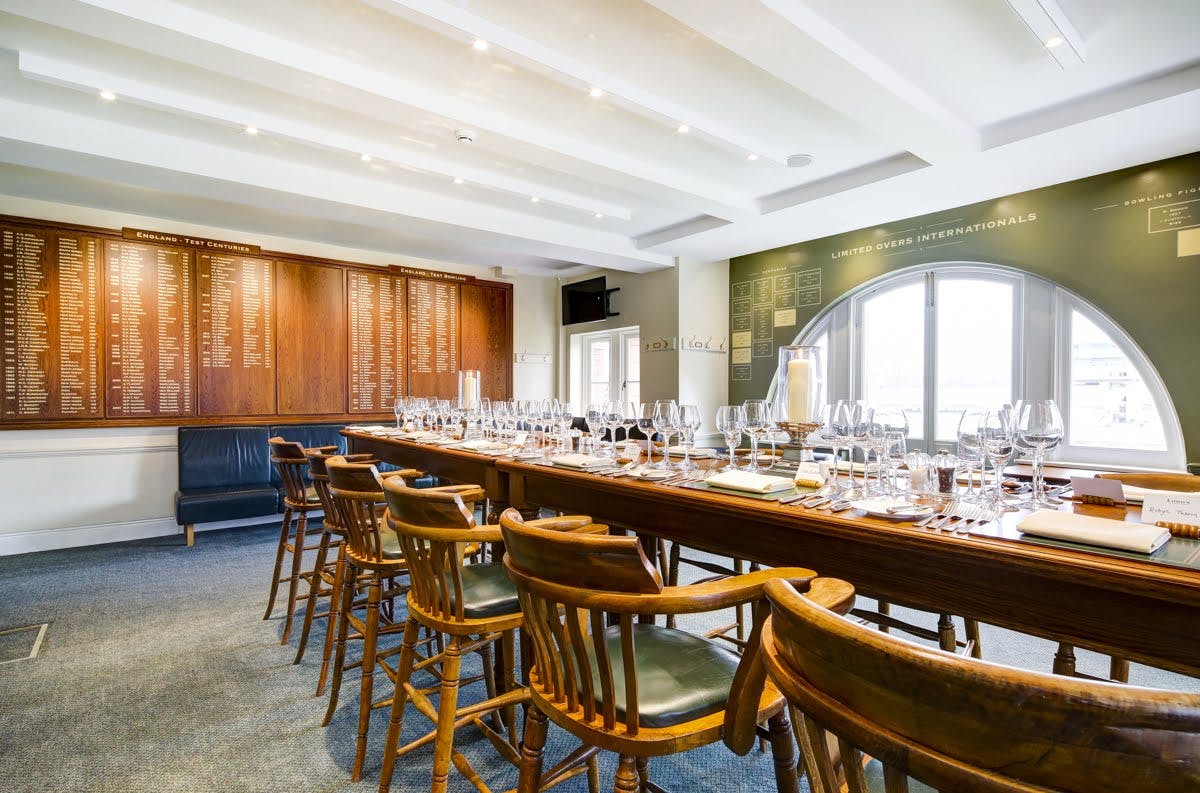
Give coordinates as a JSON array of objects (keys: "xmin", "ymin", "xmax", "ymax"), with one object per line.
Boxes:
[{"xmin": 343, "ymin": 431, "xmax": 1200, "ymax": 678}]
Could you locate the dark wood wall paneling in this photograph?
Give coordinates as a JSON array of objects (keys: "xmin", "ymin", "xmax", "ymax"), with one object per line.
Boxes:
[{"xmin": 0, "ymin": 214, "xmax": 513, "ymax": 428}]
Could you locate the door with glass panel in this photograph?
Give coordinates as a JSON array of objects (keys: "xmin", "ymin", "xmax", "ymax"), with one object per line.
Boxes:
[{"xmin": 579, "ymin": 327, "xmax": 640, "ymax": 409}]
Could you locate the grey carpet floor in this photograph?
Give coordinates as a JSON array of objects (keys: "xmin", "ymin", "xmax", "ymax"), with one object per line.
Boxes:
[{"xmin": 1, "ymin": 524, "xmax": 1197, "ymax": 792}]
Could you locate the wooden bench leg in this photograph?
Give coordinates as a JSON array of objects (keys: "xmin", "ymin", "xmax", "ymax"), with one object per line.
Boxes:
[{"xmin": 184, "ymin": 524, "xmax": 195, "ymax": 547}]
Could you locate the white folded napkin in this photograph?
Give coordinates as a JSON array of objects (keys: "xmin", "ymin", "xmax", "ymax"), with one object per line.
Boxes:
[
  {"xmin": 401, "ymin": 431, "xmax": 439, "ymax": 440},
  {"xmin": 666, "ymin": 446, "xmax": 718, "ymax": 458},
  {"xmin": 1120, "ymin": 484, "xmax": 1199, "ymax": 503},
  {"xmin": 458, "ymin": 439, "xmax": 508, "ymax": 451},
  {"xmin": 550, "ymin": 454, "xmax": 613, "ymax": 470},
  {"xmin": 1017, "ymin": 508, "xmax": 1170, "ymax": 553},
  {"xmin": 793, "ymin": 472, "xmax": 825, "ymax": 488},
  {"xmin": 706, "ymin": 470, "xmax": 795, "ymax": 494}
]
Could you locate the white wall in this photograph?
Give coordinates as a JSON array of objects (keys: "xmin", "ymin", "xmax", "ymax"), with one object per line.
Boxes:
[
  {"xmin": 510, "ymin": 274, "xmax": 558, "ymax": 399},
  {"xmin": 0, "ymin": 194, "xmax": 558, "ymax": 554},
  {"xmin": 676, "ymin": 258, "xmax": 730, "ymax": 438}
]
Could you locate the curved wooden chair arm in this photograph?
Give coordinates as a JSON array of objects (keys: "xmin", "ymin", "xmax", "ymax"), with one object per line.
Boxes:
[
  {"xmin": 724, "ymin": 576, "xmax": 856, "ymax": 756},
  {"xmin": 521, "ymin": 514, "xmax": 609, "ymax": 535},
  {"xmin": 377, "ymin": 467, "xmax": 425, "ymax": 480},
  {"xmin": 306, "ymin": 444, "xmax": 339, "ymax": 454},
  {"xmin": 519, "ymin": 567, "xmax": 818, "ymax": 617},
  {"xmin": 431, "ymin": 483, "xmax": 487, "ymax": 503}
]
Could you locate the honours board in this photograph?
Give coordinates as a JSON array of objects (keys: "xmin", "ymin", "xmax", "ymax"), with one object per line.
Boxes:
[
  {"xmin": 0, "ymin": 215, "xmax": 513, "ymax": 428},
  {"xmin": 1, "ymin": 225, "xmax": 103, "ymax": 420}
]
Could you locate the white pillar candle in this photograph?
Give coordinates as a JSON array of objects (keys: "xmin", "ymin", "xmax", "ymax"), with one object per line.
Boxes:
[
  {"xmin": 462, "ymin": 373, "xmax": 479, "ymax": 410},
  {"xmin": 786, "ymin": 358, "xmax": 811, "ymax": 423}
]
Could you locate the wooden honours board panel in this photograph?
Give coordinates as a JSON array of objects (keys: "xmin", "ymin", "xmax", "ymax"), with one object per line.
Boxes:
[
  {"xmin": 197, "ymin": 253, "xmax": 275, "ymax": 415},
  {"xmin": 1, "ymin": 225, "xmax": 103, "ymax": 420},
  {"xmin": 276, "ymin": 259, "xmax": 346, "ymax": 415},
  {"xmin": 105, "ymin": 240, "xmax": 195, "ymax": 417},
  {"xmin": 348, "ymin": 269, "xmax": 405, "ymax": 413},
  {"xmin": 407, "ymin": 278, "xmax": 459, "ymax": 396},
  {"xmin": 459, "ymin": 283, "xmax": 510, "ymax": 401}
]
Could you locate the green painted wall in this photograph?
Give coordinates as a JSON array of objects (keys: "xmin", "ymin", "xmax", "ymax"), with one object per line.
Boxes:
[{"xmin": 730, "ymin": 151, "xmax": 1200, "ymax": 467}]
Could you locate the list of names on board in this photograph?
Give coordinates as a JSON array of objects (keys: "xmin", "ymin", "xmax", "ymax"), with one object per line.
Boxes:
[
  {"xmin": 0, "ymin": 226, "xmax": 102, "ymax": 420},
  {"xmin": 197, "ymin": 253, "xmax": 274, "ymax": 415},
  {"xmin": 348, "ymin": 270, "xmax": 406, "ymax": 413},
  {"xmin": 408, "ymin": 279, "xmax": 458, "ymax": 379},
  {"xmin": 105, "ymin": 240, "xmax": 194, "ymax": 417}
]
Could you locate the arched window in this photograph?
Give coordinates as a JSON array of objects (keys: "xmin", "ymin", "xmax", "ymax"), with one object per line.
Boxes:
[{"xmin": 793, "ymin": 263, "xmax": 1184, "ymax": 470}]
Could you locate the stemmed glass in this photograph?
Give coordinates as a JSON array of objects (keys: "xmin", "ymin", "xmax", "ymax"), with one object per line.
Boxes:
[
  {"xmin": 637, "ymin": 403, "xmax": 657, "ymax": 462},
  {"xmin": 957, "ymin": 410, "xmax": 987, "ymax": 502},
  {"xmin": 558, "ymin": 405, "xmax": 574, "ymax": 452},
  {"xmin": 618, "ymin": 402, "xmax": 637, "ymax": 456},
  {"xmin": 742, "ymin": 400, "xmax": 773, "ymax": 473},
  {"xmin": 585, "ymin": 404, "xmax": 606, "ymax": 456},
  {"xmin": 818, "ymin": 402, "xmax": 850, "ymax": 493},
  {"xmin": 1016, "ymin": 400, "xmax": 1064, "ymax": 508},
  {"xmin": 393, "ymin": 397, "xmax": 404, "ymax": 429},
  {"xmin": 493, "ymin": 401, "xmax": 510, "ymax": 443},
  {"xmin": 603, "ymin": 401, "xmax": 624, "ymax": 457},
  {"xmin": 652, "ymin": 400, "xmax": 679, "ymax": 470},
  {"xmin": 871, "ymin": 408, "xmax": 908, "ymax": 496},
  {"xmin": 843, "ymin": 402, "xmax": 871, "ymax": 497},
  {"xmin": 978, "ymin": 409, "xmax": 1016, "ymax": 508},
  {"xmin": 715, "ymin": 405, "xmax": 746, "ymax": 471},
  {"xmin": 677, "ymin": 404, "xmax": 702, "ymax": 471}
]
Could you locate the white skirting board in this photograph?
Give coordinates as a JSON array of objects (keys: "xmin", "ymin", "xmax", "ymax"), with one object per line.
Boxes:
[{"xmin": 0, "ymin": 513, "xmax": 315, "ymax": 556}]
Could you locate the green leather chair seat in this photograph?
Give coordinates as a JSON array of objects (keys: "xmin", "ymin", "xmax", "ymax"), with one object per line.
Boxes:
[
  {"xmin": 379, "ymin": 530, "xmax": 405, "ymax": 561},
  {"xmin": 589, "ymin": 623, "xmax": 739, "ymax": 729},
  {"xmin": 445, "ymin": 563, "xmax": 520, "ymax": 619}
]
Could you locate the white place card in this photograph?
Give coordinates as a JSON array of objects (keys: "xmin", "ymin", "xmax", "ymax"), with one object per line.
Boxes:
[
  {"xmin": 1070, "ymin": 476, "xmax": 1125, "ymax": 502},
  {"xmin": 512, "ymin": 431, "xmax": 529, "ymax": 448},
  {"xmin": 1140, "ymin": 492, "xmax": 1200, "ymax": 527}
]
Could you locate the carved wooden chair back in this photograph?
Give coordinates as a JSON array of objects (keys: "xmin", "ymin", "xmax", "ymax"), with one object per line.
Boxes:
[
  {"xmin": 269, "ymin": 436, "xmax": 324, "ymax": 507},
  {"xmin": 758, "ymin": 578, "xmax": 1200, "ymax": 793},
  {"xmin": 325, "ymin": 456, "xmax": 392, "ymax": 565},
  {"xmin": 500, "ymin": 508, "xmax": 663, "ymax": 738},
  {"xmin": 381, "ymin": 477, "xmax": 490, "ymax": 623}
]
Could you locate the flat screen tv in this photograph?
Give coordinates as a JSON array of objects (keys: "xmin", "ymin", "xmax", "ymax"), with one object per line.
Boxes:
[{"xmin": 561, "ymin": 276, "xmax": 610, "ymax": 325}]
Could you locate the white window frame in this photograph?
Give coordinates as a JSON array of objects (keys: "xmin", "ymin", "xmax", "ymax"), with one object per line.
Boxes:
[
  {"xmin": 571, "ymin": 325, "xmax": 640, "ymax": 411},
  {"xmin": 792, "ymin": 262, "xmax": 1184, "ymax": 470}
]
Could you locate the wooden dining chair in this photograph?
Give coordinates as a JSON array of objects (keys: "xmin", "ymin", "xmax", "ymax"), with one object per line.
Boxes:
[
  {"xmin": 499, "ymin": 507, "xmax": 843, "ymax": 793},
  {"xmin": 1048, "ymin": 469, "xmax": 1200, "ymax": 684},
  {"xmin": 378, "ymin": 479, "xmax": 604, "ymax": 793},
  {"xmin": 265, "ymin": 437, "xmax": 332, "ymax": 643},
  {"xmin": 738, "ymin": 576, "xmax": 1200, "ymax": 793}
]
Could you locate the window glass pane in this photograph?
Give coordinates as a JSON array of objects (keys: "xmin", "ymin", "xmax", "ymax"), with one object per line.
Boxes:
[
  {"xmin": 589, "ymin": 383, "xmax": 611, "ymax": 405},
  {"xmin": 934, "ymin": 279, "xmax": 1013, "ymax": 440},
  {"xmin": 1069, "ymin": 310, "xmax": 1167, "ymax": 451},
  {"xmin": 588, "ymin": 340, "xmax": 610, "ymax": 383},
  {"xmin": 625, "ymin": 335, "xmax": 640, "ymax": 383},
  {"xmin": 861, "ymin": 282, "xmax": 924, "ymax": 438},
  {"xmin": 625, "ymin": 382, "xmax": 639, "ymax": 407}
]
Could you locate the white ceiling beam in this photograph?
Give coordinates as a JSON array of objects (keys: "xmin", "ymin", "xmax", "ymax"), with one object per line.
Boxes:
[
  {"xmin": 16, "ymin": 51, "xmax": 633, "ymax": 221},
  {"xmin": 0, "ymin": 96, "xmax": 672, "ymax": 270},
  {"xmin": 44, "ymin": 0, "xmax": 753, "ymax": 219},
  {"xmin": 646, "ymin": 0, "xmax": 979, "ymax": 163},
  {"xmin": 366, "ymin": 0, "xmax": 795, "ymax": 164}
]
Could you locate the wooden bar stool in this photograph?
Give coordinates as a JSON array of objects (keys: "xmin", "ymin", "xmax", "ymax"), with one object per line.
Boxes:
[
  {"xmin": 265, "ymin": 437, "xmax": 330, "ymax": 644},
  {"xmin": 377, "ymin": 479, "xmax": 604, "ymax": 793},
  {"xmin": 323, "ymin": 456, "xmax": 421, "ymax": 782},
  {"xmin": 500, "ymin": 507, "xmax": 824, "ymax": 793},
  {"xmin": 742, "ymin": 576, "xmax": 1200, "ymax": 792}
]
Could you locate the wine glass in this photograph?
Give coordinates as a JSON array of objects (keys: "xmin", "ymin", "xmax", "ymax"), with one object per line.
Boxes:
[
  {"xmin": 715, "ymin": 405, "xmax": 746, "ymax": 471},
  {"xmin": 871, "ymin": 407, "xmax": 908, "ymax": 496},
  {"xmin": 393, "ymin": 397, "xmax": 404, "ymax": 429},
  {"xmin": 636, "ymin": 403, "xmax": 657, "ymax": 462},
  {"xmin": 957, "ymin": 410, "xmax": 987, "ymax": 502},
  {"xmin": 652, "ymin": 400, "xmax": 679, "ymax": 470},
  {"xmin": 618, "ymin": 402, "xmax": 637, "ymax": 456},
  {"xmin": 585, "ymin": 404, "xmax": 606, "ymax": 455},
  {"xmin": 817, "ymin": 402, "xmax": 849, "ymax": 492},
  {"xmin": 558, "ymin": 405, "xmax": 574, "ymax": 452},
  {"xmin": 843, "ymin": 402, "xmax": 871, "ymax": 497},
  {"xmin": 742, "ymin": 399, "xmax": 772, "ymax": 473},
  {"xmin": 1016, "ymin": 400, "xmax": 1064, "ymax": 508},
  {"xmin": 603, "ymin": 401, "xmax": 624, "ymax": 457},
  {"xmin": 677, "ymin": 403, "xmax": 702, "ymax": 471},
  {"xmin": 978, "ymin": 409, "xmax": 1015, "ymax": 508}
]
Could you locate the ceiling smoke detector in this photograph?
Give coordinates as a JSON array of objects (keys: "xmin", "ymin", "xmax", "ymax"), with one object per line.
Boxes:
[
  {"xmin": 455, "ymin": 128, "xmax": 476, "ymax": 144},
  {"xmin": 787, "ymin": 154, "xmax": 814, "ymax": 168}
]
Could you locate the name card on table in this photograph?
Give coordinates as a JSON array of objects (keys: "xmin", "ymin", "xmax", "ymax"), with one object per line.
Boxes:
[
  {"xmin": 1141, "ymin": 493, "xmax": 1200, "ymax": 527},
  {"xmin": 1070, "ymin": 476, "xmax": 1125, "ymax": 503}
]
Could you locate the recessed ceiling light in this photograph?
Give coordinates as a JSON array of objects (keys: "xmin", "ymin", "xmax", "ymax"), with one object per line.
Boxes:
[
  {"xmin": 588, "ymin": 86, "xmax": 604, "ymax": 98},
  {"xmin": 472, "ymin": 38, "xmax": 489, "ymax": 51},
  {"xmin": 676, "ymin": 123, "xmax": 690, "ymax": 134},
  {"xmin": 360, "ymin": 153, "xmax": 373, "ymax": 163},
  {"xmin": 244, "ymin": 125, "xmax": 259, "ymax": 136},
  {"xmin": 530, "ymin": 196, "xmax": 540, "ymax": 203},
  {"xmin": 594, "ymin": 213, "xmax": 604, "ymax": 220},
  {"xmin": 453, "ymin": 177, "xmax": 464, "ymax": 185},
  {"xmin": 1044, "ymin": 35, "xmax": 1065, "ymax": 48},
  {"xmin": 99, "ymin": 89, "xmax": 116, "ymax": 102},
  {"xmin": 746, "ymin": 153, "xmax": 759, "ymax": 161}
]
